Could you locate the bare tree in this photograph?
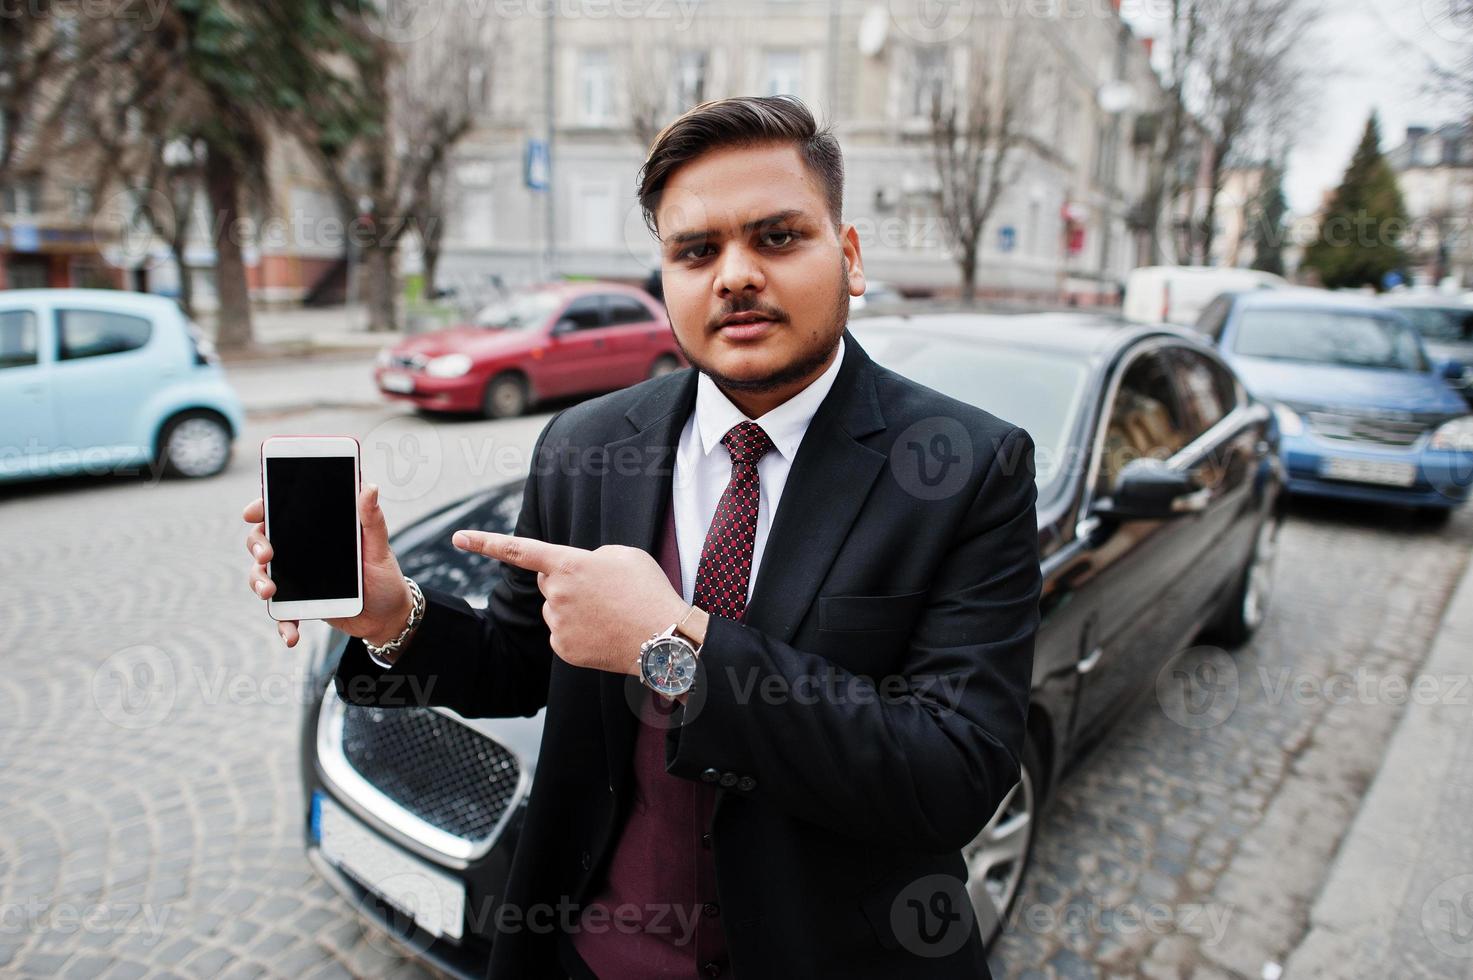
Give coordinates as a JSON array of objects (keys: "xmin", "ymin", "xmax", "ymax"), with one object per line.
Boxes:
[
  {"xmin": 292, "ymin": 0, "xmax": 498, "ymax": 332},
  {"xmin": 926, "ymin": 25, "xmax": 1036, "ymax": 304},
  {"xmin": 1194, "ymin": 0, "xmax": 1317, "ymax": 264}
]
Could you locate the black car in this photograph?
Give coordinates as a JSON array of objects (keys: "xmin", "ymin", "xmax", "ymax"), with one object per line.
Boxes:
[{"xmin": 296, "ymin": 313, "xmax": 1284, "ymax": 975}]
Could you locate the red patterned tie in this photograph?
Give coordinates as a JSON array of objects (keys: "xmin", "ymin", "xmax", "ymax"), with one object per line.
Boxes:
[{"xmin": 692, "ymin": 421, "xmax": 776, "ymax": 622}]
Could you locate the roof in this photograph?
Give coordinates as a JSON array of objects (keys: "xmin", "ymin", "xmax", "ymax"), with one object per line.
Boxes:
[
  {"xmin": 1229, "ymin": 288, "xmax": 1399, "ymax": 314},
  {"xmin": 849, "ymin": 310, "xmax": 1193, "ymax": 364},
  {"xmin": 0, "ymin": 288, "xmax": 184, "ymax": 314}
]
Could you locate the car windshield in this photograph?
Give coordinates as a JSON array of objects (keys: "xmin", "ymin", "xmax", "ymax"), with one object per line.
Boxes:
[
  {"xmin": 473, "ymin": 291, "xmax": 562, "ymax": 329},
  {"xmin": 1390, "ymin": 306, "xmax": 1473, "ymax": 344},
  {"xmin": 855, "ymin": 328, "xmax": 1089, "ymax": 502},
  {"xmin": 1232, "ymin": 309, "xmax": 1428, "ymax": 371}
]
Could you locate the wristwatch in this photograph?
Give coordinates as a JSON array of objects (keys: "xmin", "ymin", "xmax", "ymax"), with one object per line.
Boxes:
[
  {"xmin": 365, "ymin": 577, "xmax": 425, "ymax": 669},
  {"xmin": 637, "ymin": 606, "xmax": 703, "ymax": 697}
]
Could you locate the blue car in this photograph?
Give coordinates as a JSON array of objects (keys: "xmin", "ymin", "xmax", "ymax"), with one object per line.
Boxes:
[
  {"xmin": 0, "ymin": 288, "xmax": 245, "ymax": 483},
  {"xmin": 1195, "ymin": 289, "xmax": 1473, "ymax": 519}
]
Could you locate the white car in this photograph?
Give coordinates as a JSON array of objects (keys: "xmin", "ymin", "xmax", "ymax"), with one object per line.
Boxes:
[{"xmin": 1123, "ymin": 266, "xmax": 1287, "ymax": 327}]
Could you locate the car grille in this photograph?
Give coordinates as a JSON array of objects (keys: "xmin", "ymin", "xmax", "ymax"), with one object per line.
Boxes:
[
  {"xmin": 388, "ymin": 353, "xmax": 426, "ymax": 371},
  {"xmin": 340, "ymin": 704, "xmax": 521, "ymax": 844},
  {"xmin": 1304, "ymin": 411, "xmax": 1430, "ymax": 448}
]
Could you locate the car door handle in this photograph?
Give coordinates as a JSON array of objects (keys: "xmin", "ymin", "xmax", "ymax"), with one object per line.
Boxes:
[
  {"xmin": 1171, "ymin": 487, "xmax": 1213, "ymax": 513},
  {"xmin": 1077, "ymin": 645, "xmax": 1104, "ymax": 674}
]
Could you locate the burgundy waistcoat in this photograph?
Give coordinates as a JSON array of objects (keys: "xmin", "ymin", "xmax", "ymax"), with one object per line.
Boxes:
[{"xmin": 562, "ymin": 501, "xmax": 729, "ymax": 979}]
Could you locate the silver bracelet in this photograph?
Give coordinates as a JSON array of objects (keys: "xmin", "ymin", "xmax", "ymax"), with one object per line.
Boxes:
[{"xmin": 365, "ymin": 577, "xmax": 425, "ymax": 667}]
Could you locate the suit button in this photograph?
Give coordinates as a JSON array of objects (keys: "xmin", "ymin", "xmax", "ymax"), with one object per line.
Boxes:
[
  {"xmin": 702, "ymin": 902, "xmax": 720, "ymax": 918},
  {"xmin": 736, "ymin": 775, "xmax": 756, "ymax": 792},
  {"xmin": 580, "ymin": 850, "xmax": 591, "ymax": 871},
  {"xmin": 702, "ymin": 962, "xmax": 722, "ymax": 978},
  {"xmin": 700, "ymin": 767, "xmax": 721, "ymax": 783},
  {"xmin": 700, "ymin": 833, "xmax": 713, "ymax": 849},
  {"xmin": 718, "ymin": 772, "xmax": 738, "ymax": 788}
]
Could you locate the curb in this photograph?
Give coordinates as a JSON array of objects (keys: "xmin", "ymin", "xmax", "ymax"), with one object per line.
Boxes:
[{"xmin": 1280, "ymin": 545, "xmax": 1473, "ymax": 977}]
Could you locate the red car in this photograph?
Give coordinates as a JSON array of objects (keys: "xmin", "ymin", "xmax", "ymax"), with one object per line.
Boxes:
[{"xmin": 374, "ymin": 283, "xmax": 685, "ymax": 418}]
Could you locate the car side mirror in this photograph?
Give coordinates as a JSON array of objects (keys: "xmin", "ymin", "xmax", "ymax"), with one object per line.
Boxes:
[
  {"xmin": 550, "ymin": 318, "xmax": 577, "ymax": 337},
  {"xmin": 1093, "ymin": 458, "xmax": 1209, "ymax": 521},
  {"xmin": 1438, "ymin": 358, "xmax": 1467, "ymax": 382}
]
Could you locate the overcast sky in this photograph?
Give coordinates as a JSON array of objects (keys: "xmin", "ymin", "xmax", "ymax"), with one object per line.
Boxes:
[{"xmin": 1120, "ymin": 0, "xmax": 1466, "ymax": 215}]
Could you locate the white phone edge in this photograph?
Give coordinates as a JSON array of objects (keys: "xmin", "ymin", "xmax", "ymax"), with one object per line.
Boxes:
[{"xmin": 260, "ymin": 435, "xmax": 365, "ymax": 621}]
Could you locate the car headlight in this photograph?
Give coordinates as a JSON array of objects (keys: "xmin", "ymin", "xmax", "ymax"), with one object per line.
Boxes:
[
  {"xmin": 425, "ymin": 353, "xmax": 472, "ymax": 378},
  {"xmin": 1273, "ymin": 402, "xmax": 1304, "ymax": 437},
  {"xmin": 375, "ymin": 347, "xmax": 393, "ymax": 368},
  {"xmin": 1430, "ymin": 415, "xmax": 1473, "ymax": 452}
]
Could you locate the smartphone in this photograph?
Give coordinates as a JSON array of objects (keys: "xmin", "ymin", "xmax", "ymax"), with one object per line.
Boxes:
[{"xmin": 260, "ymin": 435, "xmax": 364, "ymax": 621}]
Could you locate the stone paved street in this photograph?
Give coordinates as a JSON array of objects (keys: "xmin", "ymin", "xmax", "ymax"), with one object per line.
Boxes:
[{"xmin": 2, "ymin": 386, "xmax": 1471, "ymax": 979}]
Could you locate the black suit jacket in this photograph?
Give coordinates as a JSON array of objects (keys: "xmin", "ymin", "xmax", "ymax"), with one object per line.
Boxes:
[{"xmin": 334, "ymin": 329, "xmax": 1041, "ymax": 979}]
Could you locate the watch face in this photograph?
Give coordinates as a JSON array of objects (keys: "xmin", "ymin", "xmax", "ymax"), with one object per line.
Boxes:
[{"xmin": 640, "ymin": 638, "xmax": 697, "ymax": 696}]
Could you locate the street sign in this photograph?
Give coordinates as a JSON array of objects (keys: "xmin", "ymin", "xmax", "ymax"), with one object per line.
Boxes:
[
  {"xmin": 525, "ymin": 140, "xmax": 549, "ymax": 191},
  {"xmin": 998, "ymin": 225, "xmax": 1016, "ymax": 253}
]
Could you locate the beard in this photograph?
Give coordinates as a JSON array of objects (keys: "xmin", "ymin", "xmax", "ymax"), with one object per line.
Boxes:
[{"xmin": 675, "ymin": 258, "xmax": 851, "ymax": 396}]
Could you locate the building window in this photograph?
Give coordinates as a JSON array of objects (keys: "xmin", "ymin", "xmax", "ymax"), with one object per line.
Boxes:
[
  {"xmin": 674, "ymin": 50, "xmax": 708, "ymax": 111},
  {"xmin": 763, "ymin": 50, "xmax": 803, "ymax": 98},
  {"xmin": 2, "ymin": 177, "xmax": 40, "ymax": 216},
  {"xmin": 571, "ymin": 177, "xmax": 617, "ymax": 247},
  {"xmin": 577, "ymin": 49, "xmax": 614, "ymax": 126},
  {"xmin": 907, "ymin": 46, "xmax": 948, "ymax": 120}
]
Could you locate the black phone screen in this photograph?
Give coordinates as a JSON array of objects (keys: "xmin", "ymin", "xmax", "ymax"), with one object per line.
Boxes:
[{"xmin": 265, "ymin": 456, "xmax": 359, "ymax": 602}]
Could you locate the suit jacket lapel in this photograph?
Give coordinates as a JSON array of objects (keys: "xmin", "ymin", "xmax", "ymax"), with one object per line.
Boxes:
[{"xmin": 596, "ymin": 328, "xmax": 888, "ymax": 791}]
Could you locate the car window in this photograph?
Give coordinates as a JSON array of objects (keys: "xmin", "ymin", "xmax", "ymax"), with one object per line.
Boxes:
[
  {"xmin": 1233, "ymin": 309, "xmax": 1427, "ymax": 371},
  {"xmin": 473, "ymin": 291, "xmax": 562, "ymax": 330},
  {"xmin": 1393, "ymin": 306, "xmax": 1473, "ymax": 344},
  {"xmin": 0, "ymin": 309, "xmax": 38, "ymax": 369},
  {"xmin": 57, "ymin": 309, "xmax": 152, "ymax": 361},
  {"xmin": 1171, "ymin": 349, "xmax": 1237, "ymax": 440},
  {"xmin": 559, "ymin": 296, "xmax": 606, "ymax": 331},
  {"xmin": 853, "ymin": 327, "xmax": 1089, "ymax": 502},
  {"xmin": 1096, "ymin": 350, "xmax": 1189, "ymax": 498},
  {"xmin": 604, "ymin": 294, "xmax": 655, "ymax": 326}
]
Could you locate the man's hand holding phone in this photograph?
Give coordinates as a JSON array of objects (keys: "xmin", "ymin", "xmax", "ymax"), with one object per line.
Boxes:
[{"xmin": 244, "ymin": 483, "xmax": 413, "ymax": 649}]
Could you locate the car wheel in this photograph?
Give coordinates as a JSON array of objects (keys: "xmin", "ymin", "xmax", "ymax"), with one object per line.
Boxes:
[
  {"xmin": 1216, "ymin": 516, "xmax": 1278, "ymax": 647},
  {"xmin": 965, "ymin": 736, "xmax": 1041, "ymax": 948},
  {"xmin": 157, "ymin": 412, "xmax": 233, "ymax": 479},
  {"xmin": 648, "ymin": 355, "xmax": 680, "ymax": 380},
  {"xmin": 481, "ymin": 373, "xmax": 528, "ymax": 419}
]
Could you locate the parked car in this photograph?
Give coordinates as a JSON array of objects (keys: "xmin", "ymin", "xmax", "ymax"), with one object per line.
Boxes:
[
  {"xmin": 298, "ymin": 313, "xmax": 1283, "ymax": 975},
  {"xmin": 848, "ymin": 279, "xmax": 904, "ymax": 313},
  {"xmin": 0, "ymin": 288, "xmax": 244, "ymax": 483},
  {"xmin": 1197, "ymin": 289, "xmax": 1473, "ymax": 519},
  {"xmin": 1380, "ymin": 294, "xmax": 1473, "ymax": 405},
  {"xmin": 1123, "ymin": 265, "xmax": 1286, "ymax": 327},
  {"xmin": 374, "ymin": 282, "xmax": 685, "ymax": 418}
]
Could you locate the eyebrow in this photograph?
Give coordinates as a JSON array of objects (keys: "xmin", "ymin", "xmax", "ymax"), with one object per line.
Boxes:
[{"xmin": 663, "ymin": 209, "xmax": 806, "ymax": 250}]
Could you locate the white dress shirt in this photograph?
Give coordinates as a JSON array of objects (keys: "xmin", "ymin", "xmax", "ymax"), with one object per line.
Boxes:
[{"xmin": 672, "ymin": 336, "xmax": 847, "ymax": 607}]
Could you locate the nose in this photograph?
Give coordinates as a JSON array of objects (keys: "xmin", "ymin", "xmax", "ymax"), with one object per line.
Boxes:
[{"xmin": 712, "ymin": 242, "xmax": 766, "ymax": 298}]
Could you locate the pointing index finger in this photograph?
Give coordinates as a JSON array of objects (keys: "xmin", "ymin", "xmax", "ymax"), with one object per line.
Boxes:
[{"xmin": 452, "ymin": 531, "xmax": 586, "ymax": 574}]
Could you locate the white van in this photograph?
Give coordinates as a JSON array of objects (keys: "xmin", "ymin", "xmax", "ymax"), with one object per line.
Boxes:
[{"xmin": 1123, "ymin": 266, "xmax": 1287, "ymax": 327}]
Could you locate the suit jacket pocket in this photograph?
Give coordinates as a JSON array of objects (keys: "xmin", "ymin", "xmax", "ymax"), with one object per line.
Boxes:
[{"xmin": 818, "ymin": 590, "xmax": 928, "ymax": 633}]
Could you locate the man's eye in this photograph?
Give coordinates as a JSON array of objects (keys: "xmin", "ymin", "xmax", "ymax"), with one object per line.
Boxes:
[
  {"xmin": 762, "ymin": 230, "xmax": 797, "ymax": 248},
  {"xmin": 677, "ymin": 244, "xmax": 713, "ymax": 261}
]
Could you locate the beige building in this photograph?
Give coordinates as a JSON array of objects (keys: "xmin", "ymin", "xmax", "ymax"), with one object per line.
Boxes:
[
  {"xmin": 1387, "ymin": 122, "xmax": 1473, "ymax": 287},
  {"xmin": 427, "ymin": 0, "xmax": 1168, "ymax": 306}
]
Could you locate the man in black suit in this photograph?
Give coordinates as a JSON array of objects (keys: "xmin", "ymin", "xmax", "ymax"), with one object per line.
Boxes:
[{"xmin": 245, "ymin": 95, "xmax": 1040, "ymax": 979}]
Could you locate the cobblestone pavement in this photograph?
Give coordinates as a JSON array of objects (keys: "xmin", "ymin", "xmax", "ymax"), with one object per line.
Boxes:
[
  {"xmin": 2, "ymin": 398, "xmax": 1471, "ymax": 980},
  {"xmin": 988, "ymin": 501, "xmax": 1473, "ymax": 980}
]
